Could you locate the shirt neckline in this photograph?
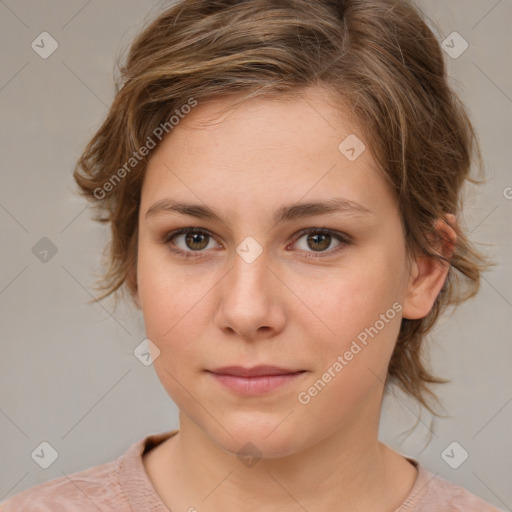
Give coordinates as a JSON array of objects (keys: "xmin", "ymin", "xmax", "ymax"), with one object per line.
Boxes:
[
  {"xmin": 117, "ymin": 430, "xmax": 433, "ymax": 512},
  {"xmin": 117, "ymin": 429, "xmax": 178, "ymax": 512}
]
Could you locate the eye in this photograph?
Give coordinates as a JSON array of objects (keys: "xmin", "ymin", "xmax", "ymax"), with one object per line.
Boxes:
[
  {"xmin": 164, "ymin": 227, "xmax": 220, "ymax": 257},
  {"xmin": 162, "ymin": 227, "xmax": 351, "ymax": 259},
  {"xmin": 289, "ymin": 228, "xmax": 351, "ymax": 258}
]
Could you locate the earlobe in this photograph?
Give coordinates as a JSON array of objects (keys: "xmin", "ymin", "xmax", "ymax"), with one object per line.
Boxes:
[{"xmin": 402, "ymin": 214, "xmax": 457, "ymax": 320}]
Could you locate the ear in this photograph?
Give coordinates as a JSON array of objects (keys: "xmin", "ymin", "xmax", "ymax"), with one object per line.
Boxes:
[{"xmin": 401, "ymin": 214, "xmax": 457, "ymax": 320}]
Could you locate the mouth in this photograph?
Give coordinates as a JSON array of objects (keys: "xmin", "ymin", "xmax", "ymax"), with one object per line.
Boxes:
[
  {"xmin": 205, "ymin": 366, "xmax": 307, "ymax": 395},
  {"xmin": 208, "ymin": 365, "xmax": 305, "ymax": 377}
]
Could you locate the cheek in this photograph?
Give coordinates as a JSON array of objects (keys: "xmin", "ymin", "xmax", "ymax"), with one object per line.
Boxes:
[
  {"xmin": 137, "ymin": 256, "xmax": 206, "ymax": 402},
  {"xmin": 292, "ymin": 252, "xmax": 405, "ymax": 409},
  {"xmin": 137, "ymin": 244, "xmax": 201, "ymax": 328},
  {"xmin": 296, "ymin": 258, "xmax": 404, "ymax": 344},
  {"xmin": 296, "ymin": 298, "xmax": 402, "ymax": 427}
]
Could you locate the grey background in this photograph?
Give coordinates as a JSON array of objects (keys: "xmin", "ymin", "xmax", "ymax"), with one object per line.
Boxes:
[{"xmin": 0, "ymin": 0, "xmax": 511, "ymax": 508}]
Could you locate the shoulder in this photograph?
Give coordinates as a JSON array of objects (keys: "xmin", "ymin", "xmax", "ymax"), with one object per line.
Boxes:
[
  {"xmin": 0, "ymin": 431, "xmax": 177, "ymax": 512},
  {"xmin": 410, "ymin": 461, "xmax": 505, "ymax": 512},
  {"xmin": 0, "ymin": 458, "xmax": 122, "ymax": 512}
]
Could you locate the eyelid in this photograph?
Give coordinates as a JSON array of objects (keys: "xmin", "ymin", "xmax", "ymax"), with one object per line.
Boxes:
[
  {"xmin": 162, "ymin": 227, "xmax": 220, "ymax": 246},
  {"xmin": 291, "ymin": 227, "xmax": 351, "ymax": 244}
]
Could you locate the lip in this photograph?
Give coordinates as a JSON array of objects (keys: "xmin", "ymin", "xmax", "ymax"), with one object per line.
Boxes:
[
  {"xmin": 206, "ymin": 366, "xmax": 307, "ymax": 395},
  {"xmin": 209, "ymin": 365, "xmax": 304, "ymax": 377}
]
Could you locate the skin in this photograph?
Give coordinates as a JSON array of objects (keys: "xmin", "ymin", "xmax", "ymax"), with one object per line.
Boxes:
[{"xmin": 134, "ymin": 86, "xmax": 456, "ymax": 511}]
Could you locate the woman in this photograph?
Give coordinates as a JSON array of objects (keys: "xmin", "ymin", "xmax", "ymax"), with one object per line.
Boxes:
[{"xmin": 1, "ymin": 0, "xmax": 502, "ymax": 510}]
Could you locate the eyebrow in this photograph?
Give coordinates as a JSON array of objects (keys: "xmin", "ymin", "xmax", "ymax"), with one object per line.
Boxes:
[{"xmin": 145, "ymin": 197, "xmax": 373, "ymax": 227}]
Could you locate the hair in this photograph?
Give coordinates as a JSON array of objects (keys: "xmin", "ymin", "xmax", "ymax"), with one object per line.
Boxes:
[{"xmin": 73, "ymin": 0, "xmax": 491, "ymax": 419}]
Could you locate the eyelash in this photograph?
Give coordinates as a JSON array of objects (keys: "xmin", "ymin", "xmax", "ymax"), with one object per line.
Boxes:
[{"xmin": 161, "ymin": 227, "xmax": 352, "ymax": 260}]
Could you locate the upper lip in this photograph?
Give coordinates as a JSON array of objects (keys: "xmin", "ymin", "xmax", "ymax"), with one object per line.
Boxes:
[{"xmin": 208, "ymin": 365, "xmax": 305, "ymax": 377}]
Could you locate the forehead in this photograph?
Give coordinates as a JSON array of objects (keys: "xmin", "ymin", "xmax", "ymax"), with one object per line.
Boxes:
[
  {"xmin": 159, "ymin": 88, "xmax": 360, "ymax": 157},
  {"xmin": 141, "ymin": 88, "xmax": 396, "ymax": 223}
]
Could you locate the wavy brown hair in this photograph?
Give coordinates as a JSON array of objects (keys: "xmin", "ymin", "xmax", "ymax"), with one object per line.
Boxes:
[{"xmin": 73, "ymin": 0, "xmax": 491, "ymax": 418}]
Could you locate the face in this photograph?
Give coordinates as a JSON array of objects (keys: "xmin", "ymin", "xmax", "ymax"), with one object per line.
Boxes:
[{"xmin": 135, "ymin": 87, "xmax": 416, "ymax": 458}]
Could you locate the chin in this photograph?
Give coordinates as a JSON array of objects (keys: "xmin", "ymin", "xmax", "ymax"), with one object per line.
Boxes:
[{"xmin": 204, "ymin": 414, "xmax": 307, "ymax": 460}]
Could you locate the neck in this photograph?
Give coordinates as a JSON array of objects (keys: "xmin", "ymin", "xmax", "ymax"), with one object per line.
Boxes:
[
  {"xmin": 178, "ymin": 418, "xmax": 386, "ymax": 510},
  {"xmin": 147, "ymin": 396, "xmax": 417, "ymax": 511}
]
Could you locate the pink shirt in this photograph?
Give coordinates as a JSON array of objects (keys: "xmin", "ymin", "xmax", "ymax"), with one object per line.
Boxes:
[{"xmin": 0, "ymin": 429, "xmax": 504, "ymax": 511}]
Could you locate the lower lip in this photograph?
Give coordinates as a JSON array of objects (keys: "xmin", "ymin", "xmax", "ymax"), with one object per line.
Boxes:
[{"xmin": 208, "ymin": 372, "xmax": 306, "ymax": 395}]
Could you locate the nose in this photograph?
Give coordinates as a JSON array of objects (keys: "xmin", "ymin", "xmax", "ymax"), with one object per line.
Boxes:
[{"xmin": 214, "ymin": 249, "xmax": 286, "ymax": 341}]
